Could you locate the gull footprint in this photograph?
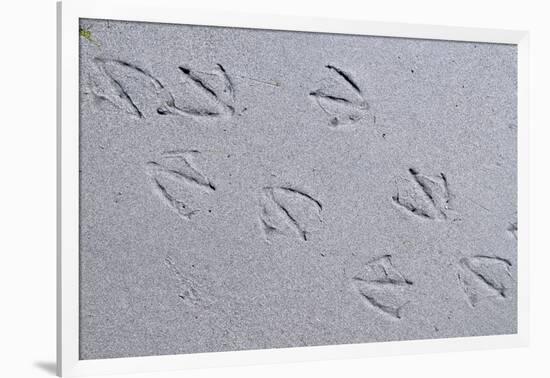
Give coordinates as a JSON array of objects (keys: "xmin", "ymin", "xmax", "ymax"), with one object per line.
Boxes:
[
  {"xmin": 392, "ymin": 168, "xmax": 453, "ymax": 221},
  {"xmin": 309, "ymin": 64, "xmax": 370, "ymax": 128},
  {"xmin": 145, "ymin": 150, "xmax": 215, "ymax": 220},
  {"xmin": 351, "ymin": 255, "xmax": 413, "ymax": 320},
  {"xmin": 457, "ymin": 255, "xmax": 514, "ymax": 307},
  {"xmin": 158, "ymin": 63, "xmax": 236, "ymax": 119},
  {"xmin": 85, "ymin": 57, "xmax": 172, "ymax": 118},
  {"xmin": 258, "ymin": 186, "xmax": 323, "ymax": 242}
]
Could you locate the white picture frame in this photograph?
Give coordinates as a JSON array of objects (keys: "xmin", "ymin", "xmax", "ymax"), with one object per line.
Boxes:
[{"xmin": 57, "ymin": 0, "xmax": 530, "ymax": 376}]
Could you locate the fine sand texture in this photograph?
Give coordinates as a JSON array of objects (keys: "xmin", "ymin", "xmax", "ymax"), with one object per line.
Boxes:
[{"xmin": 78, "ymin": 18, "xmax": 518, "ymax": 360}]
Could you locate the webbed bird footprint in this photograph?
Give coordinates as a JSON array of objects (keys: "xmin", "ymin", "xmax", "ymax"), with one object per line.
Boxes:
[
  {"xmin": 258, "ymin": 186, "xmax": 323, "ymax": 242},
  {"xmin": 309, "ymin": 64, "xmax": 370, "ymax": 128},
  {"xmin": 85, "ymin": 57, "xmax": 173, "ymax": 118},
  {"xmin": 145, "ymin": 150, "xmax": 215, "ymax": 220},
  {"xmin": 457, "ymin": 255, "xmax": 514, "ymax": 307},
  {"xmin": 351, "ymin": 255, "xmax": 413, "ymax": 320},
  {"xmin": 158, "ymin": 63, "xmax": 235, "ymax": 119},
  {"xmin": 392, "ymin": 168, "xmax": 453, "ymax": 221}
]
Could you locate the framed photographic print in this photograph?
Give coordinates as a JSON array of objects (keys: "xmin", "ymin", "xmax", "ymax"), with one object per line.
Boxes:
[{"xmin": 57, "ymin": 0, "xmax": 529, "ymax": 376}]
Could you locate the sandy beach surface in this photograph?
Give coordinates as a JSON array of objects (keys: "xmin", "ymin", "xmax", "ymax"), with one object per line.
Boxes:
[{"xmin": 78, "ymin": 18, "xmax": 517, "ymax": 360}]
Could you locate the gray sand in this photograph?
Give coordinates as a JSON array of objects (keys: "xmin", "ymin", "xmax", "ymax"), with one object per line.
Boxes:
[{"xmin": 78, "ymin": 19, "xmax": 517, "ymax": 360}]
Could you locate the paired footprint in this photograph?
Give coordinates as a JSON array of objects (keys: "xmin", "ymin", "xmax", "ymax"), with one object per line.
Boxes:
[
  {"xmin": 144, "ymin": 150, "xmax": 326, "ymax": 245},
  {"xmin": 85, "ymin": 58, "xmax": 236, "ymax": 120},
  {"xmin": 350, "ymin": 253, "xmax": 514, "ymax": 319}
]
